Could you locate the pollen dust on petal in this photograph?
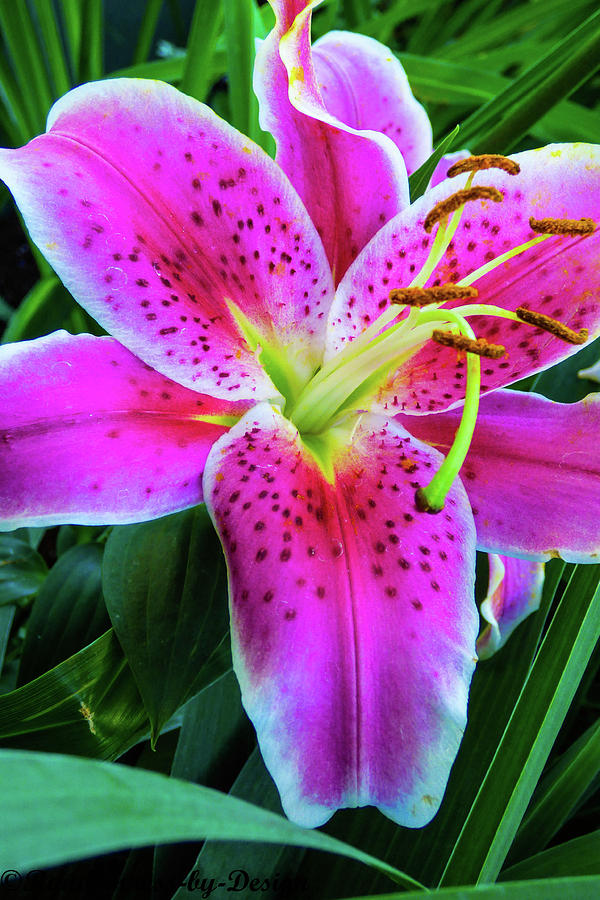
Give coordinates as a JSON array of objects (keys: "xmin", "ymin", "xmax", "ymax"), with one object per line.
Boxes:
[{"xmin": 79, "ymin": 701, "xmax": 96, "ymax": 735}]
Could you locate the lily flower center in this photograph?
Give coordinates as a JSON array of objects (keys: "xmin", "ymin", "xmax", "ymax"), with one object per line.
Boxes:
[{"xmin": 286, "ymin": 155, "xmax": 595, "ymax": 509}]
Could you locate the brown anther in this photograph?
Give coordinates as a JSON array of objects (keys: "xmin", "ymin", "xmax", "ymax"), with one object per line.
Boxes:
[
  {"xmin": 389, "ymin": 285, "xmax": 478, "ymax": 307},
  {"xmin": 516, "ymin": 307, "xmax": 588, "ymax": 344},
  {"xmin": 529, "ymin": 216, "xmax": 595, "ymax": 236},
  {"xmin": 447, "ymin": 154, "xmax": 521, "ymax": 178},
  {"xmin": 432, "ymin": 330, "xmax": 506, "ymax": 358},
  {"xmin": 424, "ymin": 187, "xmax": 504, "ymax": 233}
]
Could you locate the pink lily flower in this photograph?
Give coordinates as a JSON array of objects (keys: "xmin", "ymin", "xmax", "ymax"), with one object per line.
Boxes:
[
  {"xmin": 477, "ymin": 555, "xmax": 546, "ymax": 659},
  {"xmin": 2, "ymin": 0, "xmax": 600, "ymax": 830}
]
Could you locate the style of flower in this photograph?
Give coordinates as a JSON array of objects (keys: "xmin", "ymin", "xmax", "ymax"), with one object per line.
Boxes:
[{"xmin": 1, "ymin": 0, "xmax": 600, "ymax": 830}]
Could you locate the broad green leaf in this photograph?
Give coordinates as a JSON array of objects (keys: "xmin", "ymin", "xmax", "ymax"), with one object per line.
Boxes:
[
  {"xmin": 102, "ymin": 507, "xmax": 230, "ymax": 741},
  {"xmin": 337, "ymin": 875, "xmax": 600, "ymax": 900},
  {"xmin": 507, "ymin": 719, "xmax": 600, "ymax": 862},
  {"xmin": 0, "ymin": 534, "xmax": 47, "ymax": 605},
  {"xmin": 440, "ymin": 565, "xmax": 600, "ymax": 886},
  {"xmin": 17, "ymin": 543, "xmax": 109, "ymax": 686},
  {"xmin": 501, "ymin": 831, "xmax": 600, "ymax": 881},
  {"xmin": 0, "ymin": 630, "xmax": 149, "ymax": 759},
  {"xmin": 170, "ymin": 670, "xmax": 251, "ymax": 787},
  {"xmin": 408, "ymin": 125, "xmax": 459, "ymax": 203},
  {"xmin": 0, "ymin": 749, "xmax": 424, "ymax": 891}
]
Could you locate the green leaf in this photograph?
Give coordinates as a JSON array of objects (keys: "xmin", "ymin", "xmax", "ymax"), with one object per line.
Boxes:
[
  {"xmin": 173, "ymin": 748, "xmax": 304, "ymax": 900},
  {"xmin": 0, "ymin": 534, "xmax": 47, "ymax": 605},
  {"xmin": 440, "ymin": 565, "xmax": 600, "ymax": 886},
  {"xmin": 438, "ymin": 0, "xmax": 593, "ymax": 61},
  {"xmin": 0, "ymin": 749, "xmax": 424, "ymax": 891},
  {"xmin": 132, "ymin": 0, "xmax": 164, "ymax": 65},
  {"xmin": 455, "ymin": 8, "xmax": 600, "ymax": 153},
  {"xmin": 0, "ymin": 630, "xmax": 149, "ymax": 759},
  {"xmin": 336, "ymin": 875, "xmax": 600, "ymax": 900},
  {"xmin": 59, "ymin": 0, "xmax": 83, "ymax": 83},
  {"xmin": 153, "ymin": 672, "xmax": 253, "ymax": 893},
  {"xmin": 180, "ymin": 0, "xmax": 223, "ymax": 103},
  {"xmin": 102, "ymin": 507, "xmax": 230, "ymax": 742},
  {"xmin": 32, "ymin": 0, "xmax": 72, "ymax": 98},
  {"xmin": 501, "ymin": 831, "xmax": 600, "ymax": 881},
  {"xmin": 0, "ymin": 0, "xmax": 52, "ymax": 135},
  {"xmin": 408, "ymin": 125, "xmax": 460, "ymax": 203},
  {"xmin": 507, "ymin": 719, "xmax": 600, "ymax": 863},
  {"xmin": 0, "ymin": 604, "xmax": 16, "ymax": 674},
  {"xmin": 1, "ymin": 276, "xmax": 102, "ymax": 345},
  {"xmin": 17, "ymin": 544, "xmax": 109, "ymax": 686},
  {"xmin": 79, "ymin": 0, "xmax": 104, "ymax": 82},
  {"xmin": 223, "ymin": 0, "xmax": 271, "ymax": 150}
]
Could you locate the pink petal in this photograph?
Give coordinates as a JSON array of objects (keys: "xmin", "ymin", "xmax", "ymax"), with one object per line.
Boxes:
[
  {"xmin": 204, "ymin": 402, "xmax": 477, "ymax": 827},
  {"xmin": 477, "ymin": 554, "xmax": 545, "ymax": 659},
  {"xmin": 0, "ymin": 79, "xmax": 334, "ymax": 402},
  {"xmin": 255, "ymin": 2, "xmax": 409, "ymax": 283},
  {"xmin": 428, "ymin": 150, "xmax": 471, "ymax": 190},
  {"xmin": 311, "ymin": 30, "xmax": 432, "ymax": 176},
  {"xmin": 328, "ymin": 143, "xmax": 600, "ymax": 414},
  {"xmin": 402, "ymin": 389, "xmax": 600, "ymax": 562},
  {"xmin": 0, "ymin": 331, "xmax": 246, "ymax": 528}
]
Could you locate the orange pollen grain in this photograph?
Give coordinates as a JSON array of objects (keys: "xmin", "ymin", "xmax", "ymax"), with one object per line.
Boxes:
[
  {"xmin": 424, "ymin": 187, "xmax": 504, "ymax": 233},
  {"xmin": 447, "ymin": 154, "xmax": 521, "ymax": 177},
  {"xmin": 389, "ymin": 285, "xmax": 478, "ymax": 306},
  {"xmin": 432, "ymin": 331, "xmax": 506, "ymax": 358},
  {"xmin": 516, "ymin": 307, "xmax": 588, "ymax": 344},
  {"xmin": 529, "ymin": 216, "xmax": 596, "ymax": 236}
]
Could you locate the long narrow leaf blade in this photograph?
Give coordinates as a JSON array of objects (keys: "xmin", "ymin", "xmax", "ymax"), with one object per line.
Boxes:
[{"xmin": 440, "ymin": 566, "xmax": 600, "ymax": 886}]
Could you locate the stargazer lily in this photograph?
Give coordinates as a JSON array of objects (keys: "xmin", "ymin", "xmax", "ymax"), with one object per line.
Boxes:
[{"xmin": 1, "ymin": 0, "xmax": 600, "ymax": 830}]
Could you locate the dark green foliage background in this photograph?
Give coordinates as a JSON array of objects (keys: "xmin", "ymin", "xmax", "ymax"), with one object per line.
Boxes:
[{"xmin": 0, "ymin": 1, "xmax": 599, "ymax": 898}]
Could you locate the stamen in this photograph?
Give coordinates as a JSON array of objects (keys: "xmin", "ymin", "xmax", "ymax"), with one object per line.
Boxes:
[
  {"xmin": 447, "ymin": 154, "xmax": 521, "ymax": 177},
  {"xmin": 432, "ymin": 331, "xmax": 506, "ymax": 358},
  {"xmin": 529, "ymin": 216, "xmax": 595, "ymax": 236},
  {"xmin": 424, "ymin": 187, "xmax": 504, "ymax": 233},
  {"xmin": 515, "ymin": 307, "xmax": 588, "ymax": 344},
  {"xmin": 389, "ymin": 285, "xmax": 478, "ymax": 307}
]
